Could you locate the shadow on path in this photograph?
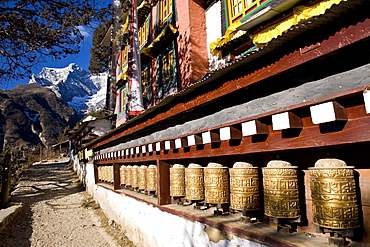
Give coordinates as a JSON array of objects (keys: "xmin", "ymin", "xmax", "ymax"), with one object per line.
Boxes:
[{"xmin": 0, "ymin": 161, "xmax": 84, "ymax": 246}]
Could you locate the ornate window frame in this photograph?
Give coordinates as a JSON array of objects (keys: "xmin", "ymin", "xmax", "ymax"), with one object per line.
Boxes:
[
  {"xmin": 225, "ymin": 0, "xmax": 271, "ymax": 27},
  {"xmin": 158, "ymin": 0, "xmax": 173, "ymax": 25}
]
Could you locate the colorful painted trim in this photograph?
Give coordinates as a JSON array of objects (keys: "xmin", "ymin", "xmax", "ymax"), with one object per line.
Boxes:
[
  {"xmin": 209, "ymin": 21, "xmax": 246, "ymax": 57},
  {"xmin": 250, "ymin": 0, "xmax": 348, "ymax": 47}
]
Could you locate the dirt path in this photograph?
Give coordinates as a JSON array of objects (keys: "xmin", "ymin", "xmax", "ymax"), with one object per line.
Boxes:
[{"xmin": 0, "ymin": 161, "xmax": 128, "ymax": 247}]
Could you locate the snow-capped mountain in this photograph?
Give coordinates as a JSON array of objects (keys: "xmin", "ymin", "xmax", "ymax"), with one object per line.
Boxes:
[{"xmin": 29, "ymin": 63, "xmax": 107, "ymax": 115}]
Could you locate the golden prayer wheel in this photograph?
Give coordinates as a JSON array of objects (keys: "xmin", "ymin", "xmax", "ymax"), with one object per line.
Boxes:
[
  {"xmin": 204, "ymin": 162, "xmax": 229, "ymax": 204},
  {"xmin": 146, "ymin": 165, "xmax": 157, "ymax": 192},
  {"xmin": 126, "ymin": 165, "xmax": 133, "ymax": 187},
  {"xmin": 98, "ymin": 166, "xmax": 102, "ymax": 181},
  {"xmin": 120, "ymin": 165, "xmax": 126, "ymax": 185},
  {"xmin": 132, "ymin": 165, "xmax": 139, "ymax": 188},
  {"xmin": 309, "ymin": 158, "xmax": 359, "ymax": 229},
  {"xmin": 102, "ymin": 166, "xmax": 106, "ymax": 182},
  {"xmin": 138, "ymin": 165, "xmax": 147, "ymax": 190},
  {"xmin": 229, "ymin": 162, "xmax": 260, "ymax": 211},
  {"xmin": 185, "ymin": 163, "xmax": 204, "ymax": 201},
  {"xmin": 109, "ymin": 165, "xmax": 114, "ymax": 183},
  {"xmin": 170, "ymin": 164, "xmax": 186, "ymax": 197},
  {"xmin": 100, "ymin": 166, "xmax": 104, "ymax": 181},
  {"xmin": 262, "ymin": 160, "xmax": 300, "ymax": 219}
]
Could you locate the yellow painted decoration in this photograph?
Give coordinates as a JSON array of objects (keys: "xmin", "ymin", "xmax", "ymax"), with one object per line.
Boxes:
[
  {"xmin": 250, "ymin": 0, "xmax": 347, "ymax": 47},
  {"xmin": 116, "ymin": 67, "xmax": 128, "ymax": 82},
  {"xmin": 209, "ymin": 21, "xmax": 245, "ymax": 57}
]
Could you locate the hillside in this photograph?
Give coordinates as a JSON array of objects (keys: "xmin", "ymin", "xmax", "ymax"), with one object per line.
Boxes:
[{"xmin": 0, "ymin": 84, "xmax": 80, "ymax": 151}]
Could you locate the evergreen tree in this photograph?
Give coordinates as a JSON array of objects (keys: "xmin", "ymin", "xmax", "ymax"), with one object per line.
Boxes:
[
  {"xmin": 0, "ymin": 0, "xmax": 112, "ymax": 80},
  {"xmin": 89, "ymin": 19, "xmax": 112, "ymax": 74}
]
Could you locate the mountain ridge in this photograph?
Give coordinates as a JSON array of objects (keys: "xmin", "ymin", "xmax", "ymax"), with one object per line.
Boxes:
[{"xmin": 29, "ymin": 63, "xmax": 107, "ymax": 115}]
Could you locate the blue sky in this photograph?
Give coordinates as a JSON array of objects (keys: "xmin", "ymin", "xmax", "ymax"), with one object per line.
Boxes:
[{"xmin": 0, "ymin": 26, "xmax": 94, "ymax": 90}]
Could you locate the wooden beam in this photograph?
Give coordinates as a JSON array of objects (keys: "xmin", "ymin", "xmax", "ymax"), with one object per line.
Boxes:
[{"xmin": 94, "ymin": 103, "xmax": 369, "ymax": 164}]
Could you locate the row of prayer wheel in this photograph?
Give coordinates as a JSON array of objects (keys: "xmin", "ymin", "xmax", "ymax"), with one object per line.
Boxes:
[
  {"xmin": 119, "ymin": 165, "xmax": 157, "ymax": 192},
  {"xmin": 169, "ymin": 159, "xmax": 359, "ymax": 230},
  {"xmin": 98, "ymin": 165, "xmax": 114, "ymax": 183}
]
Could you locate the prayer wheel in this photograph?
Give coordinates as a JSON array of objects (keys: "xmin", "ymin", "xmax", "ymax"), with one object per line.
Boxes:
[
  {"xmin": 262, "ymin": 160, "xmax": 300, "ymax": 219},
  {"xmin": 229, "ymin": 162, "xmax": 260, "ymax": 211},
  {"xmin": 109, "ymin": 165, "xmax": 114, "ymax": 183},
  {"xmin": 204, "ymin": 162, "xmax": 229, "ymax": 204},
  {"xmin": 100, "ymin": 166, "xmax": 104, "ymax": 181},
  {"xmin": 126, "ymin": 165, "xmax": 133, "ymax": 187},
  {"xmin": 138, "ymin": 165, "xmax": 147, "ymax": 190},
  {"xmin": 170, "ymin": 164, "xmax": 186, "ymax": 197},
  {"xmin": 309, "ymin": 158, "xmax": 360, "ymax": 229},
  {"xmin": 185, "ymin": 163, "xmax": 204, "ymax": 201},
  {"xmin": 132, "ymin": 165, "xmax": 139, "ymax": 188},
  {"xmin": 120, "ymin": 165, "xmax": 126, "ymax": 185},
  {"xmin": 146, "ymin": 165, "xmax": 157, "ymax": 192},
  {"xmin": 102, "ymin": 166, "xmax": 107, "ymax": 182},
  {"xmin": 98, "ymin": 166, "xmax": 102, "ymax": 181}
]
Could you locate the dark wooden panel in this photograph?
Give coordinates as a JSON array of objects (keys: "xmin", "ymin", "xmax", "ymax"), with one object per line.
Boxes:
[{"xmin": 157, "ymin": 160, "xmax": 171, "ymax": 205}]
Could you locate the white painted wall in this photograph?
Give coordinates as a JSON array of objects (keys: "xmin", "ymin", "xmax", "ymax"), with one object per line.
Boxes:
[
  {"xmin": 72, "ymin": 156, "xmax": 266, "ymax": 247},
  {"xmin": 205, "ymin": 1, "xmax": 226, "ymax": 71}
]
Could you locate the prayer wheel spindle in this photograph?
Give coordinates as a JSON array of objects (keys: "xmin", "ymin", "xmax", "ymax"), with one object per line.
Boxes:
[
  {"xmin": 263, "ymin": 160, "xmax": 300, "ymax": 232},
  {"xmin": 185, "ymin": 163, "xmax": 204, "ymax": 202},
  {"xmin": 229, "ymin": 162, "xmax": 260, "ymax": 222},
  {"xmin": 138, "ymin": 165, "xmax": 147, "ymax": 191},
  {"xmin": 146, "ymin": 164, "xmax": 157, "ymax": 194},
  {"xmin": 126, "ymin": 165, "xmax": 133, "ymax": 188},
  {"xmin": 170, "ymin": 164, "xmax": 186, "ymax": 199},
  {"xmin": 204, "ymin": 162, "xmax": 229, "ymax": 214},
  {"xmin": 309, "ymin": 158, "xmax": 359, "ymax": 245},
  {"xmin": 120, "ymin": 165, "xmax": 126, "ymax": 186}
]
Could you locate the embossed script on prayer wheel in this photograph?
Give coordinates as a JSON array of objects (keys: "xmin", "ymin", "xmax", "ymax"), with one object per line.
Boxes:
[
  {"xmin": 309, "ymin": 159, "xmax": 360, "ymax": 229},
  {"xmin": 185, "ymin": 163, "xmax": 204, "ymax": 201},
  {"xmin": 138, "ymin": 165, "xmax": 147, "ymax": 190},
  {"xmin": 146, "ymin": 165, "xmax": 157, "ymax": 192},
  {"xmin": 132, "ymin": 165, "xmax": 139, "ymax": 188},
  {"xmin": 204, "ymin": 163, "xmax": 229, "ymax": 204},
  {"xmin": 229, "ymin": 162, "xmax": 259, "ymax": 211},
  {"xmin": 120, "ymin": 165, "xmax": 126, "ymax": 185},
  {"xmin": 98, "ymin": 166, "xmax": 102, "ymax": 181},
  {"xmin": 126, "ymin": 165, "xmax": 133, "ymax": 187},
  {"xmin": 170, "ymin": 164, "xmax": 185, "ymax": 197},
  {"xmin": 109, "ymin": 165, "xmax": 114, "ymax": 183},
  {"xmin": 262, "ymin": 160, "xmax": 300, "ymax": 219},
  {"xmin": 100, "ymin": 166, "xmax": 105, "ymax": 181}
]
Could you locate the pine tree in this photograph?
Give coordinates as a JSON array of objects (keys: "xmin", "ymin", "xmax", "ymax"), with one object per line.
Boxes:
[
  {"xmin": 89, "ymin": 19, "xmax": 112, "ymax": 74},
  {"xmin": 0, "ymin": 0, "xmax": 112, "ymax": 81}
]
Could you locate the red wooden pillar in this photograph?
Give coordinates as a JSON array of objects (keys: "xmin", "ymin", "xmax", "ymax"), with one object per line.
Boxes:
[
  {"xmin": 93, "ymin": 164, "xmax": 99, "ymax": 184},
  {"xmin": 113, "ymin": 163, "xmax": 121, "ymax": 190},
  {"xmin": 157, "ymin": 160, "xmax": 171, "ymax": 205}
]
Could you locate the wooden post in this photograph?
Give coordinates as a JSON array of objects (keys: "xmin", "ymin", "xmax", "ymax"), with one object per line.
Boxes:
[
  {"xmin": 93, "ymin": 164, "xmax": 99, "ymax": 184},
  {"xmin": 157, "ymin": 160, "xmax": 171, "ymax": 205},
  {"xmin": 113, "ymin": 164, "xmax": 121, "ymax": 190}
]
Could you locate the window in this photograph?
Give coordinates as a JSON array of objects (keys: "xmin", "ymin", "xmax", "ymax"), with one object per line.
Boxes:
[
  {"xmin": 159, "ymin": 0, "xmax": 172, "ymax": 24},
  {"xmin": 162, "ymin": 49, "xmax": 174, "ymax": 84},
  {"xmin": 121, "ymin": 46, "xmax": 128, "ymax": 71},
  {"xmin": 226, "ymin": 0, "xmax": 266, "ymax": 26},
  {"xmin": 156, "ymin": 44, "xmax": 177, "ymax": 102},
  {"xmin": 138, "ymin": 17, "xmax": 149, "ymax": 49}
]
